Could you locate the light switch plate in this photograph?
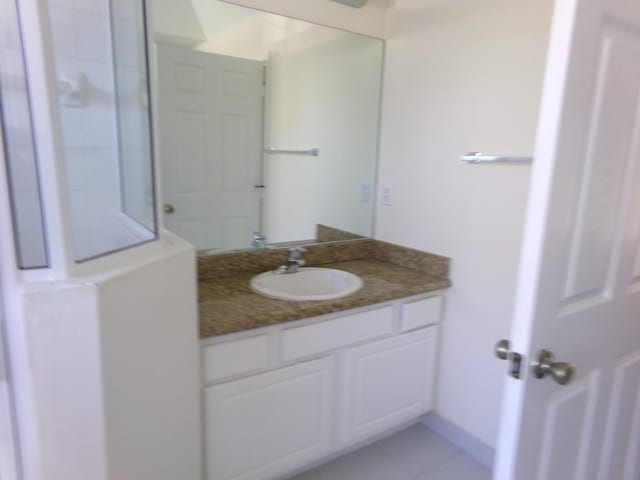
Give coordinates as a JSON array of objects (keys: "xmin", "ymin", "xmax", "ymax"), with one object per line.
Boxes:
[{"xmin": 382, "ymin": 184, "xmax": 392, "ymax": 206}]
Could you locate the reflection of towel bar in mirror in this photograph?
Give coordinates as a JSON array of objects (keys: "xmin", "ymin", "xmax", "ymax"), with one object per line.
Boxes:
[
  {"xmin": 460, "ymin": 152, "xmax": 532, "ymax": 164},
  {"xmin": 265, "ymin": 147, "xmax": 320, "ymax": 156}
]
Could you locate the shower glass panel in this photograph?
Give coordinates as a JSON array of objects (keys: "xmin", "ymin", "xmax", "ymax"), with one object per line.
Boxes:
[
  {"xmin": 46, "ymin": 0, "xmax": 157, "ymax": 262},
  {"xmin": 0, "ymin": 0, "xmax": 49, "ymax": 269},
  {"xmin": 111, "ymin": 0, "xmax": 157, "ymax": 233}
]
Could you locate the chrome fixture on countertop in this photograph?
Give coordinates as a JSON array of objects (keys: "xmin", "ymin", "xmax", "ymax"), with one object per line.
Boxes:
[
  {"xmin": 275, "ymin": 247, "xmax": 307, "ymax": 274},
  {"xmin": 252, "ymin": 232, "xmax": 267, "ymax": 250}
]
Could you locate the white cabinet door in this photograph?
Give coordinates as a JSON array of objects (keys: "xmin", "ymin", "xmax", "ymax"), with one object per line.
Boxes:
[
  {"xmin": 205, "ymin": 357, "xmax": 335, "ymax": 480},
  {"xmin": 340, "ymin": 327, "xmax": 438, "ymax": 445}
]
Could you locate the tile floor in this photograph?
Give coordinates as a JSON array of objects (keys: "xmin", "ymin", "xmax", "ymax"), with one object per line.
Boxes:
[{"xmin": 290, "ymin": 424, "xmax": 492, "ymax": 480}]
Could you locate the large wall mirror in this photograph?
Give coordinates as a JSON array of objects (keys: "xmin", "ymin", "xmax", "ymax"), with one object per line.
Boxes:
[{"xmin": 149, "ymin": 0, "xmax": 384, "ymax": 254}]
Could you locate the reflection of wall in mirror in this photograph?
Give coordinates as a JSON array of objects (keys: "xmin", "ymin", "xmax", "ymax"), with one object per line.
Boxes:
[
  {"xmin": 265, "ymin": 27, "xmax": 382, "ymax": 243},
  {"xmin": 221, "ymin": 0, "xmax": 387, "ymax": 38},
  {"xmin": 152, "ymin": 0, "xmax": 280, "ymax": 60}
]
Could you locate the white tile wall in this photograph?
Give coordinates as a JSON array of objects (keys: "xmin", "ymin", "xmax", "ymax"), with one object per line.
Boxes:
[
  {"xmin": 47, "ymin": 0, "xmax": 152, "ymax": 261},
  {"xmin": 48, "ymin": 6, "xmax": 77, "ymax": 57},
  {"xmin": 73, "ymin": 0, "xmax": 110, "ymax": 17}
]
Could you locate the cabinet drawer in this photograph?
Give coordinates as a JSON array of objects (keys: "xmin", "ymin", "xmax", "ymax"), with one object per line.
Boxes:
[
  {"xmin": 203, "ymin": 335, "xmax": 269, "ymax": 384},
  {"xmin": 281, "ymin": 306, "xmax": 394, "ymax": 362},
  {"xmin": 401, "ymin": 296, "xmax": 442, "ymax": 332}
]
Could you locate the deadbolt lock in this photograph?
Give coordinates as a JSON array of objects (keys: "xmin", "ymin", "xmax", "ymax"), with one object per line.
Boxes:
[{"xmin": 494, "ymin": 339, "xmax": 522, "ymax": 380}]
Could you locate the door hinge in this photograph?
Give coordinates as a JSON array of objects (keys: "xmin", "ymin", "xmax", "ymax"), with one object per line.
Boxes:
[{"xmin": 495, "ymin": 339, "xmax": 523, "ymax": 380}]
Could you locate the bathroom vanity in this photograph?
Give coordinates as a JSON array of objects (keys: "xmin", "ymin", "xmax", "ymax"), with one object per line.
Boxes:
[{"xmin": 198, "ymin": 239, "xmax": 450, "ymax": 480}]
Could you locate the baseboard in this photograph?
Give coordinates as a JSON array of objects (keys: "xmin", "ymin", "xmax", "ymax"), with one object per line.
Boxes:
[{"xmin": 421, "ymin": 413, "xmax": 495, "ymax": 469}]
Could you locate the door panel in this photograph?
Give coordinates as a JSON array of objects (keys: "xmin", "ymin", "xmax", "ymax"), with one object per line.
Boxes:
[
  {"xmin": 598, "ymin": 350, "xmax": 640, "ymax": 480},
  {"xmin": 175, "ymin": 112, "xmax": 207, "ymax": 193},
  {"xmin": 563, "ymin": 21, "xmax": 640, "ymax": 301},
  {"xmin": 537, "ymin": 374, "xmax": 599, "ymax": 480}
]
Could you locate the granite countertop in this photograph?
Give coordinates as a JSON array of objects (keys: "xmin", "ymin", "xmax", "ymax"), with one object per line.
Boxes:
[{"xmin": 199, "ymin": 256, "xmax": 450, "ymax": 338}]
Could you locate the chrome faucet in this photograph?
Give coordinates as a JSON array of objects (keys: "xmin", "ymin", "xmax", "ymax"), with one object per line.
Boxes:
[
  {"xmin": 275, "ymin": 247, "xmax": 307, "ymax": 274},
  {"xmin": 252, "ymin": 232, "xmax": 267, "ymax": 250}
]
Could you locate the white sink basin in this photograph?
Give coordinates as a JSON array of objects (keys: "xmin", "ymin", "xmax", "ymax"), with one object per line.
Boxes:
[{"xmin": 250, "ymin": 267, "xmax": 363, "ymax": 301}]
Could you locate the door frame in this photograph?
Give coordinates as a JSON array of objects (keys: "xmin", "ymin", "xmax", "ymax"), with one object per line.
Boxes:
[{"xmin": 0, "ymin": 286, "xmax": 21, "ymax": 480}]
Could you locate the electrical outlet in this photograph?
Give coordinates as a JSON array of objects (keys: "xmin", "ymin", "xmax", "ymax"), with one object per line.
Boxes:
[
  {"xmin": 360, "ymin": 183, "xmax": 371, "ymax": 203},
  {"xmin": 382, "ymin": 184, "xmax": 392, "ymax": 206}
]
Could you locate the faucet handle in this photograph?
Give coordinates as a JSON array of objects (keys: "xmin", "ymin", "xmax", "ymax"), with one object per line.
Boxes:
[{"xmin": 287, "ymin": 246, "xmax": 307, "ymax": 260}]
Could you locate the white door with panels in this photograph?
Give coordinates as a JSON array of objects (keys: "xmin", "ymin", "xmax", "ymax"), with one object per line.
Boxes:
[
  {"xmin": 156, "ymin": 45, "xmax": 263, "ymax": 251},
  {"xmin": 494, "ymin": 0, "xmax": 640, "ymax": 478}
]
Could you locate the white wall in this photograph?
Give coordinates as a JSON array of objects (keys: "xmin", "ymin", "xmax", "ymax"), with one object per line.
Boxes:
[
  {"xmin": 152, "ymin": 2, "xmax": 283, "ymax": 61},
  {"xmin": 376, "ymin": 0, "xmax": 553, "ymax": 448},
  {"xmin": 97, "ymin": 242, "xmax": 201, "ymax": 480},
  {"xmin": 150, "ymin": 0, "xmax": 205, "ymax": 46},
  {"xmin": 222, "ymin": 0, "xmax": 387, "ymax": 39},
  {"xmin": 3, "ymin": 236, "xmax": 200, "ymax": 480},
  {"xmin": 191, "ymin": 1, "xmax": 273, "ymax": 60}
]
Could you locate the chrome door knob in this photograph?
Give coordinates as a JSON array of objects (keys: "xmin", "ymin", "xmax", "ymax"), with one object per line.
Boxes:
[
  {"xmin": 533, "ymin": 349, "xmax": 575, "ymax": 386},
  {"xmin": 163, "ymin": 203, "xmax": 175, "ymax": 214}
]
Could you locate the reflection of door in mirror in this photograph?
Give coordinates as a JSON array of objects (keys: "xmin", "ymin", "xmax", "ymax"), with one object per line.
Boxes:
[{"xmin": 157, "ymin": 44, "xmax": 263, "ymax": 251}]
